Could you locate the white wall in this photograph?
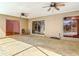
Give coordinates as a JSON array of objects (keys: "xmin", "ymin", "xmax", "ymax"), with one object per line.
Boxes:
[
  {"xmin": 0, "ymin": 15, "xmax": 6, "ymax": 38},
  {"xmin": 29, "ymin": 11, "xmax": 79, "ymax": 38}
]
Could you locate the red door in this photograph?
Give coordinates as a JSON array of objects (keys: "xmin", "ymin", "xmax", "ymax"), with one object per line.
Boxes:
[
  {"xmin": 6, "ymin": 20, "xmax": 13, "ymax": 35},
  {"xmin": 6, "ymin": 20, "xmax": 20, "ymax": 36}
]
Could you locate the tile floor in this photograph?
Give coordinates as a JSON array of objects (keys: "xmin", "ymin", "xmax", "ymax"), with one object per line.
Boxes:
[
  {"xmin": 0, "ymin": 35, "xmax": 79, "ymax": 56},
  {"xmin": 0, "ymin": 35, "xmax": 61, "ymax": 56}
]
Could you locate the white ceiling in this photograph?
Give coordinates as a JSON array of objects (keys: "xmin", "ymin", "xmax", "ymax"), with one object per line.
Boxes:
[{"xmin": 0, "ymin": 2, "xmax": 79, "ymax": 18}]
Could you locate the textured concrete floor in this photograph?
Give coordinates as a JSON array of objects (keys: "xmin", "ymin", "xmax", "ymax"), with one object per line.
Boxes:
[{"xmin": 0, "ymin": 35, "xmax": 61, "ymax": 56}]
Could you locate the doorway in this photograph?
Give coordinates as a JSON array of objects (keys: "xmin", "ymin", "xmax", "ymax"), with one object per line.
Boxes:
[{"xmin": 6, "ymin": 20, "xmax": 20, "ymax": 36}]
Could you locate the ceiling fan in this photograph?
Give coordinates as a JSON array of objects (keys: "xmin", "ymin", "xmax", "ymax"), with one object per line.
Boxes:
[
  {"xmin": 20, "ymin": 12, "xmax": 31, "ymax": 19},
  {"xmin": 20, "ymin": 13, "xmax": 30, "ymax": 17},
  {"xmin": 43, "ymin": 2, "xmax": 65, "ymax": 11},
  {"xmin": 20, "ymin": 12, "xmax": 31, "ymax": 18}
]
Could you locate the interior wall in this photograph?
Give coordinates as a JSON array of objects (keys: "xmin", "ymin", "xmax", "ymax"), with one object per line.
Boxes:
[
  {"xmin": 20, "ymin": 19, "xmax": 28, "ymax": 34},
  {"xmin": 0, "ymin": 15, "xmax": 6, "ymax": 38},
  {"xmin": 29, "ymin": 11, "xmax": 79, "ymax": 38},
  {"xmin": 0, "ymin": 14, "xmax": 28, "ymax": 38}
]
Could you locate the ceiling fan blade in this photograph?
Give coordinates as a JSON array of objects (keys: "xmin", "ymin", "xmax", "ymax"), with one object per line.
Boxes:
[
  {"xmin": 51, "ymin": 2, "xmax": 54, "ymax": 5},
  {"xmin": 48, "ymin": 8, "xmax": 51, "ymax": 11},
  {"xmin": 56, "ymin": 3, "xmax": 65, "ymax": 6},
  {"xmin": 55, "ymin": 7, "xmax": 59, "ymax": 10}
]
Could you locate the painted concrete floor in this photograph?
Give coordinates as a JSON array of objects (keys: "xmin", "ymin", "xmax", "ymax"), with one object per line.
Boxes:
[{"xmin": 0, "ymin": 35, "xmax": 79, "ymax": 56}]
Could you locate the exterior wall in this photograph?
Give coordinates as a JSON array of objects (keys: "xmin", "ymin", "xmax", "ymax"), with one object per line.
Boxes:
[{"xmin": 29, "ymin": 11, "xmax": 79, "ymax": 38}]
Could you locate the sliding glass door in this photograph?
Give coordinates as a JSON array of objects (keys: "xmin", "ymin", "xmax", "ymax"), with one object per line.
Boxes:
[{"xmin": 32, "ymin": 20, "xmax": 45, "ymax": 34}]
